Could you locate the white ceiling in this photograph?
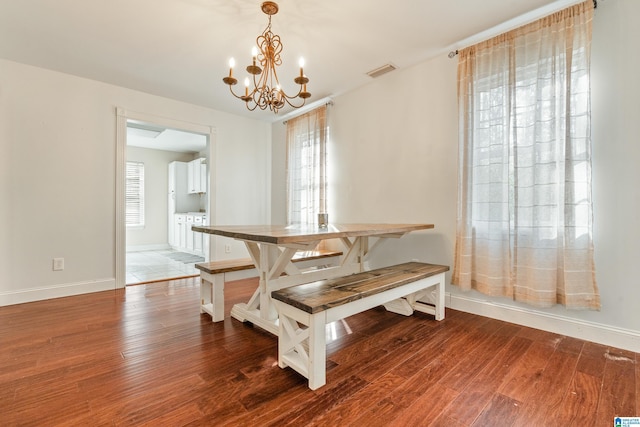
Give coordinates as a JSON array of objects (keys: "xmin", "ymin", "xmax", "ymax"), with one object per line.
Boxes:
[
  {"xmin": 0, "ymin": 0, "xmax": 578, "ymax": 123},
  {"xmin": 127, "ymin": 122, "xmax": 207, "ymax": 153}
]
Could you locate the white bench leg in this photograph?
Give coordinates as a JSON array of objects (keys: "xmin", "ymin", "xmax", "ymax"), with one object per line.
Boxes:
[
  {"xmin": 411, "ymin": 272, "xmax": 446, "ymax": 321},
  {"xmin": 435, "ymin": 273, "xmax": 445, "ymax": 321},
  {"xmin": 308, "ymin": 312, "xmax": 327, "ymax": 390},
  {"xmin": 200, "ymin": 276, "xmax": 208, "ymax": 314},
  {"xmin": 212, "ymin": 273, "xmax": 225, "ymax": 322},
  {"xmin": 383, "ymin": 273, "xmax": 446, "ymax": 321},
  {"xmin": 275, "ymin": 301, "xmax": 327, "ymax": 390},
  {"xmin": 200, "ymin": 272, "xmax": 225, "ymax": 322}
]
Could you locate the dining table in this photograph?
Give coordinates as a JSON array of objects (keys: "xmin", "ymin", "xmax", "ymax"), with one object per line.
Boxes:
[{"xmin": 192, "ymin": 223, "xmax": 434, "ymax": 335}]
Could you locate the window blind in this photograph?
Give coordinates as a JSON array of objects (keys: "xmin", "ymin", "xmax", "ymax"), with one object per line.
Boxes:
[{"xmin": 125, "ymin": 161, "xmax": 145, "ymax": 228}]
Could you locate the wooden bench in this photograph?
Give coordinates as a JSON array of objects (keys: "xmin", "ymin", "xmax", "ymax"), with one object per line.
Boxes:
[
  {"xmin": 271, "ymin": 261, "xmax": 449, "ymax": 390},
  {"xmin": 196, "ymin": 249, "xmax": 342, "ymax": 322}
]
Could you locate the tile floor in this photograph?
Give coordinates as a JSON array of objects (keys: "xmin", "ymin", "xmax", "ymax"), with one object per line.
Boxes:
[{"xmin": 126, "ymin": 250, "xmax": 203, "ymax": 285}]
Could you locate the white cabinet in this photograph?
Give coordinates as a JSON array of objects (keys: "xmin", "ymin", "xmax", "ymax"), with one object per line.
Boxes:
[
  {"xmin": 171, "ymin": 212, "xmax": 206, "ymax": 257},
  {"xmin": 193, "ymin": 215, "xmax": 204, "ymax": 253},
  {"xmin": 187, "ymin": 161, "xmax": 196, "ymax": 193},
  {"xmin": 186, "ymin": 215, "xmax": 195, "ymax": 251},
  {"xmin": 169, "ymin": 160, "xmax": 205, "ymax": 251},
  {"xmin": 187, "ymin": 158, "xmax": 206, "ymax": 194},
  {"xmin": 168, "ymin": 162, "xmax": 177, "ymax": 194},
  {"xmin": 168, "ymin": 196, "xmax": 175, "ymax": 247},
  {"xmin": 200, "ymin": 163, "xmax": 207, "ymax": 193},
  {"xmin": 170, "ymin": 160, "xmax": 202, "ymax": 203},
  {"xmin": 174, "ymin": 214, "xmax": 186, "ymax": 249}
]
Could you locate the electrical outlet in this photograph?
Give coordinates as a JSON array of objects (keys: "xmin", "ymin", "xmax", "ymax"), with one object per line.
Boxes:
[
  {"xmin": 53, "ymin": 258, "xmax": 64, "ymax": 271},
  {"xmin": 224, "ymin": 244, "xmax": 231, "ymax": 254}
]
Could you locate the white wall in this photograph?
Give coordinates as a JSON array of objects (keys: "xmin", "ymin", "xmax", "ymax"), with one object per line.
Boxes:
[
  {"xmin": 271, "ymin": 123, "xmax": 287, "ymax": 225},
  {"xmin": 211, "ymin": 113, "xmax": 272, "ymax": 260},
  {"xmin": 590, "ymin": 0, "xmax": 640, "ymax": 335},
  {"xmin": 125, "ymin": 147, "xmax": 193, "ymax": 250},
  {"xmin": 0, "ymin": 58, "xmax": 271, "ymax": 304},
  {"xmin": 270, "ymin": 0, "xmax": 640, "ymax": 351}
]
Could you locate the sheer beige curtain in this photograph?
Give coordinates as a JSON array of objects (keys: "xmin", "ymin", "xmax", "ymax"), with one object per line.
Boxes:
[
  {"xmin": 286, "ymin": 106, "xmax": 327, "ymax": 225},
  {"xmin": 452, "ymin": 1, "xmax": 600, "ymax": 309}
]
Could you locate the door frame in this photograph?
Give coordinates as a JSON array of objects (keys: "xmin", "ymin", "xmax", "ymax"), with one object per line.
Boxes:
[{"xmin": 115, "ymin": 107, "xmax": 217, "ymax": 289}]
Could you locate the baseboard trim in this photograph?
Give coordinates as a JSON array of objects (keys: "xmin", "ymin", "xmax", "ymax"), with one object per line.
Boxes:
[
  {"xmin": 0, "ymin": 278, "xmax": 116, "ymax": 307},
  {"xmin": 448, "ymin": 293, "xmax": 640, "ymax": 353}
]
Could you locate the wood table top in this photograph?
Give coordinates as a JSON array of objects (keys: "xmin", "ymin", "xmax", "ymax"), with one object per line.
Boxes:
[{"xmin": 192, "ymin": 223, "xmax": 434, "ymax": 245}]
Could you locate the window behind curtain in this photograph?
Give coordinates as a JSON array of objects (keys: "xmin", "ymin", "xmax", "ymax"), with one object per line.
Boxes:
[
  {"xmin": 125, "ymin": 161, "xmax": 145, "ymax": 228},
  {"xmin": 453, "ymin": 0, "xmax": 600, "ymax": 310},
  {"xmin": 286, "ymin": 106, "xmax": 328, "ymax": 225}
]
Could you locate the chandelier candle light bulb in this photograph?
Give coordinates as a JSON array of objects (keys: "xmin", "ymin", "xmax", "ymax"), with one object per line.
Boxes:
[
  {"xmin": 223, "ymin": 58, "xmax": 237, "ymax": 85},
  {"xmin": 240, "ymin": 76, "xmax": 252, "ymax": 102},
  {"xmin": 221, "ymin": 1, "xmax": 311, "ymax": 113}
]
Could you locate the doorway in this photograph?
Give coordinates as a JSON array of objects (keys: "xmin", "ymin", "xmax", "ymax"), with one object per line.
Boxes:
[
  {"xmin": 115, "ymin": 108, "xmax": 216, "ymax": 288},
  {"xmin": 125, "ymin": 121, "xmax": 208, "ymax": 284}
]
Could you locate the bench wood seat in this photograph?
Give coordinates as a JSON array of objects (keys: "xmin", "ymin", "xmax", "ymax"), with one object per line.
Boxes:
[
  {"xmin": 272, "ymin": 261, "xmax": 449, "ymax": 390},
  {"xmin": 194, "ymin": 249, "xmax": 342, "ymax": 275},
  {"xmin": 196, "ymin": 249, "xmax": 342, "ymax": 322}
]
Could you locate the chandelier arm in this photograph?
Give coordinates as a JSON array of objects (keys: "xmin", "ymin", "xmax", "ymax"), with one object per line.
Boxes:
[
  {"xmin": 245, "ymin": 101, "xmax": 260, "ymax": 111},
  {"xmin": 227, "ymin": 85, "xmax": 246, "ymax": 100},
  {"xmin": 281, "ymin": 95, "xmax": 307, "ymax": 109},
  {"xmin": 277, "ymin": 84, "xmax": 303, "ymax": 100}
]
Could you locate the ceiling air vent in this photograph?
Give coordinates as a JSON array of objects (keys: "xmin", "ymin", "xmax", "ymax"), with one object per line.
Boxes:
[{"xmin": 366, "ymin": 63, "xmax": 397, "ymax": 78}]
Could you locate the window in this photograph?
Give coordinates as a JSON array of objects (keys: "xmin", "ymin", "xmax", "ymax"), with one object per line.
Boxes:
[
  {"xmin": 286, "ymin": 106, "xmax": 328, "ymax": 225},
  {"xmin": 125, "ymin": 161, "xmax": 145, "ymax": 228},
  {"xmin": 452, "ymin": 1, "xmax": 600, "ymax": 310}
]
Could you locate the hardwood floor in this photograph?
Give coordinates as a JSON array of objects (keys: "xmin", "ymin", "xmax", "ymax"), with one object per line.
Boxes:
[{"xmin": 1, "ymin": 277, "xmax": 637, "ymax": 426}]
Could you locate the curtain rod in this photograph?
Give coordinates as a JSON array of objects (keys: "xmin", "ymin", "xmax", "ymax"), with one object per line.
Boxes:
[
  {"xmin": 448, "ymin": 0, "xmax": 598, "ymax": 59},
  {"xmin": 281, "ymin": 99, "xmax": 334, "ymax": 125}
]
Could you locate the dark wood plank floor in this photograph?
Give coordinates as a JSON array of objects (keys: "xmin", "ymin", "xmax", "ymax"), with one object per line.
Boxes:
[{"xmin": 1, "ymin": 277, "xmax": 637, "ymax": 426}]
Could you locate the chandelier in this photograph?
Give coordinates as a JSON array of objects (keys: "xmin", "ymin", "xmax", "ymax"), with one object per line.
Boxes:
[{"xmin": 222, "ymin": 1, "xmax": 310, "ymax": 114}]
